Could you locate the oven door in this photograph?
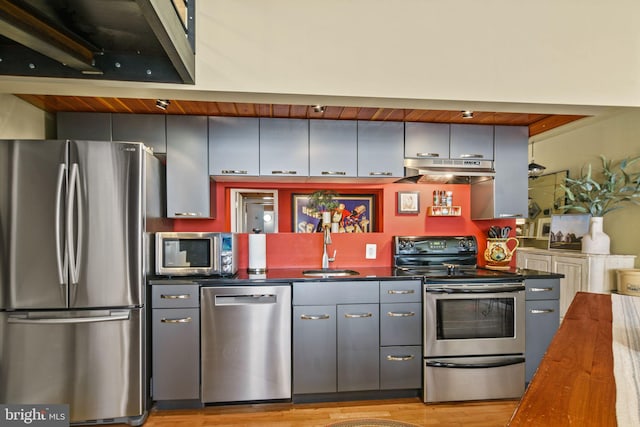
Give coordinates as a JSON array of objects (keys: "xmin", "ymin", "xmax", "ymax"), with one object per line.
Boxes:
[{"xmin": 424, "ymin": 282, "xmax": 525, "ymax": 357}]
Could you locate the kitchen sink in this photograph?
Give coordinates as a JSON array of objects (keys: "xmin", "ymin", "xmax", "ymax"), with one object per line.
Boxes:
[{"xmin": 302, "ymin": 269, "xmax": 360, "ymax": 277}]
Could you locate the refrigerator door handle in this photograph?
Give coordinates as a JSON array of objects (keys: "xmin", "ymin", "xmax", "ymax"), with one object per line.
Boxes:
[
  {"xmin": 7, "ymin": 310, "xmax": 131, "ymax": 324},
  {"xmin": 67, "ymin": 163, "xmax": 83, "ymax": 286},
  {"xmin": 55, "ymin": 163, "xmax": 67, "ymax": 287}
]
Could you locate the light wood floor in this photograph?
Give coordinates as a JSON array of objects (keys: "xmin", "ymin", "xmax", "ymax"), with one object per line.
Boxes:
[{"xmin": 137, "ymin": 398, "xmax": 519, "ymax": 427}]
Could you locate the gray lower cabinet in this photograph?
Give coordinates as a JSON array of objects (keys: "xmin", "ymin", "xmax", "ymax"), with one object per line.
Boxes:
[
  {"xmin": 292, "ymin": 281, "xmax": 379, "ymax": 394},
  {"xmin": 112, "ymin": 113, "xmax": 167, "ymax": 154},
  {"xmin": 57, "ymin": 112, "xmax": 112, "ymax": 140},
  {"xmin": 379, "ymin": 280, "xmax": 422, "ymax": 390},
  {"xmin": 524, "ymin": 277, "xmax": 560, "ymax": 384},
  {"xmin": 357, "ymin": 121, "xmax": 404, "ymax": 178},
  {"xmin": 166, "ymin": 115, "xmax": 211, "ymax": 218},
  {"xmin": 151, "ymin": 284, "xmax": 200, "ymax": 401}
]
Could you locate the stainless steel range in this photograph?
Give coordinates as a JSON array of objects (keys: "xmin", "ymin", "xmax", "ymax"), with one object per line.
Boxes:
[{"xmin": 393, "ymin": 235, "xmax": 526, "ymax": 403}]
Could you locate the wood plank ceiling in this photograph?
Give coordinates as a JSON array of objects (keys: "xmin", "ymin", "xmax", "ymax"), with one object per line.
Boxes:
[{"xmin": 16, "ymin": 94, "xmax": 587, "ymax": 137}]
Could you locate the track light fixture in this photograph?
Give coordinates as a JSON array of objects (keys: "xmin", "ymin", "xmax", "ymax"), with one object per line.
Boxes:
[
  {"xmin": 461, "ymin": 110, "xmax": 474, "ymax": 119},
  {"xmin": 312, "ymin": 105, "xmax": 326, "ymax": 113},
  {"xmin": 156, "ymin": 99, "xmax": 171, "ymax": 110},
  {"xmin": 528, "ymin": 141, "xmax": 546, "ymax": 178}
]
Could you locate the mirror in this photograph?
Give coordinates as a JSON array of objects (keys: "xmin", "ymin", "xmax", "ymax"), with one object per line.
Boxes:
[
  {"xmin": 524, "ymin": 170, "xmax": 568, "ymax": 239},
  {"xmin": 230, "ymin": 189, "xmax": 279, "ymax": 233}
]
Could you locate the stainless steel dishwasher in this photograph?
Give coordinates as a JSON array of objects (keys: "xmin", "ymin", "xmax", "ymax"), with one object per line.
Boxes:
[{"xmin": 200, "ymin": 285, "xmax": 291, "ymax": 403}]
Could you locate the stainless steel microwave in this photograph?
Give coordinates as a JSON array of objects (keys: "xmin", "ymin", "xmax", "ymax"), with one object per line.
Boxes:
[{"xmin": 155, "ymin": 232, "xmax": 237, "ymax": 276}]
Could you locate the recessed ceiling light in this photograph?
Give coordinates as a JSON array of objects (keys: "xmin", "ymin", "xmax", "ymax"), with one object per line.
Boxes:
[
  {"xmin": 156, "ymin": 99, "xmax": 170, "ymax": 110},
  {"xmin": 312, "ymin": 105, "xmax": 326, "ymax": 113},
  {"xmin": 461, "ymin": 110, "xmax": 474, "ymax": 119}
]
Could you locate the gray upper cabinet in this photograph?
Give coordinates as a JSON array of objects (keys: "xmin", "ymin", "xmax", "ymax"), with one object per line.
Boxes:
[
  {"xmin": 357, "ymin": 121, "xmax": 404, "ymax": 178},
  {"xmin": 166, "ymin": 115, "xmax": 211, "ymax": 219},
  {"xmin": 450, "ymin": 124, "xmax": 494, "ymax": 160},
  {"xmin": 404, "ymin": 122, "xmax": 450, "ymax": 159},
  {"xmin": 57, "ymin": 112, "xmax": 112, "ymax": 140},
  {"xmin": 260, "ymin": 118, "xmax": 309, "ymax": 177},
  {"xmin": 471, "ymin": 125, "xmax": 528, "ymax": 219},
  {"xmin": 112, "ymin": 113, "xmax": 167, "ymax": 154},
  {"xmin": 209, "ymin": 117, "xmax": 259, "ymax": 177},
  {"xmin": 309, "ymin": 119, "xmax": 357, "ymax": 177}
]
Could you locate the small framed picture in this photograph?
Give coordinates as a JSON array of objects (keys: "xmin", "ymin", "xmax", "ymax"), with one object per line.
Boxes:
[
  {"xmin": 549, "ymin": 214, "xmax": 591, "ymax": 250},
  {"xmin": 397, "ymin": 191, "xmax": 420, "ymax": 214},
  {"xmin": 536, "ymin": 217, "xmax": 552, "ymax": 240}
]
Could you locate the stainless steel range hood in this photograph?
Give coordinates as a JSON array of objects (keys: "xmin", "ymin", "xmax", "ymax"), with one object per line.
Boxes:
[{"xmin": 397, "ymin": 158, "xmax": 496, "ymax": 184}]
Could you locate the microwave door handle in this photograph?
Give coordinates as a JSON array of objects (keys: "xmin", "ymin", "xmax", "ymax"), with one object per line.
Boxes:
[{"xmin": 426, "ymin": 357, "xmax": 525, "ymax": 369}]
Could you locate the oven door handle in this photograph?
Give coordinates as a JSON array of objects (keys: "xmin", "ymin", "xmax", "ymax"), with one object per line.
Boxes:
[
  {"xmin": 426, "ymin": 285, "xmax": 525, "ymax": 294},
  {"xmin": 426, "ymin": 357, "xmax": 525, "ymax": 369}
]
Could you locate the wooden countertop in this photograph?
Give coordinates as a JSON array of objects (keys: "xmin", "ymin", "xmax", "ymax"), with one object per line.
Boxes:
[{"xmin": 509, "ymin": 292, "xmax": 616, "ymax": 426}]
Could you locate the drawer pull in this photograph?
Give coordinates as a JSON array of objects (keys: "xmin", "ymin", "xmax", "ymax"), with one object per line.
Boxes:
[
  {"xmin": 388, "ymin": 289, "xmax": 415, "ymax": 295},
  {"xmin": 344, "ymin": 313, "xmax": 373, "ymax": 318},
  {"xmin": 160, "ymin": 294, "xmax": 190, "ymax": 299},
  {"xmin": 300, "ymin": 314, "xmax": 330, "ymax": 320},
  {"xmin": 386, "ymin": 355, "xmax": 415, "ymax": 361},
  {"xmin": 530, "ymin": 309, "xmax": 555, "ymax": 314},
  {"xmin": 530, "ymin": 287, "xmax": 553, "ymax": 292},
  {"xmin": 161, "ymin": 317, "xmax": 192, "ymax": 323},
  {"xmin": 387, "ymin": 311, "xmax": 415, "ymax": 317},
  {"xmin": 221, "ymin": 169, "xmax": 248, "ymax": 174}
]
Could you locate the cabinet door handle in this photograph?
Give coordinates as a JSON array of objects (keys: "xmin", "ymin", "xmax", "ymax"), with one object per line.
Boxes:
[
  {"xmin": 161, "ymin": 317, "xmax": 192, "ymax": 323},
  {"xmin": 386, "ymin": 355, "xmax": 415, "ymax": 361},
  {"xmin": 368, "ymin": 171, "xmax": 392, "ymax": 176},
  {"xmin": 416, "ymin": 152, "xmax": 439, "ymax": 157},
  {"xmin": 388, "ymin": 289, "xmax": 415, "ymax": 295},
  {"xmin": 221, "ymin": 169, "xmax": 248, "ymax": 174},
  {"xmin": 530, "ymin": 287, "xmax": 554, "ymax": 292},
  {"xmin": 498, "ymin": 213, "xmax": 523, "ymax": 218},
  {"xmin": 321, "ymin": 171, "xmax": 347, "ymax": 176},
  {"xmin": 459, "ymin": 154, "xmax": 484, "ymax": 159},
  {"xmin": 344, "ymin": 312, "xmax": 373, "ymax": 318},
  {"xmin": 271, "ymin": 170, "xmax": 297, "ymax": 175},
  {"xmin": 300, "ymin": 314, "xmax": 330, "ymax": 320},
  {"xmin": 160, "ymin": 294, "xmax": 190, "ymax": 299},
  {"xmin": 174, "ymin": 212, "xmax": 201, "ymax": 217},
  {"xmin": 387, "ymin": 311, "xmax": 415, "ymax": 317},
  {"xmin": 529, "ymin": 309, "xmax": 555, "ymax": 314}
]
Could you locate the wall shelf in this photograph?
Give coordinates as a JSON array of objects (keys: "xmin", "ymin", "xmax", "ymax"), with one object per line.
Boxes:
[{"xmin": 427, "ymin": 206, "xmax": 461, "ymax": 216}]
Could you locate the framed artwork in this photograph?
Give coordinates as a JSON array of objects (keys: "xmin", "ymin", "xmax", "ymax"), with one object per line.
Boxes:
[
  {"xmin": 549, "ymin": 214, "xmax": 591, "ymax": 250},
  {"xmin": 292, "ymin": 194, "xmax": 376, "ymax": 233},
  {"xmin": 397, "ymin": 191, "xmax": 420, "ymax": 214},
  {"xmin": 536, "ymin": 217, "xmax": 552, "ymax": 240}
]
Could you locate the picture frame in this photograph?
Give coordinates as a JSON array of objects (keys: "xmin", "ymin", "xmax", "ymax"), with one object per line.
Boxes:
[
  {"xmin": 549, "ymin": 214, "xmax": 591, "ymax": 250},
  {"xmin": 536, "ymin": 217, "xmax": 552, "ymax": 240},
  {"xmin": 292, "ymin": 194, "xmax": 375, "ymax": 233},
  {"xmin": 397, "ymin": 191, "xmax": 420, "ymax": 214}
]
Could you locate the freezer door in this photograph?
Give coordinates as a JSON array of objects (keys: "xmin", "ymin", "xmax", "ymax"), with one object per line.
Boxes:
[
  {"xmin": 69, "ymin": 140, "xmax": 144, "ymax": 308},
  {"xmin": 0, "ymin": 140, "xmax": 69, "ymax": 309},
  {"xmin": 0, "ymin": 309, "xmax": 146, "ymax": 424}
]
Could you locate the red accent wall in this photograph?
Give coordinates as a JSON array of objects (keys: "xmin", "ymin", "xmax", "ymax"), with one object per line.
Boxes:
[{"xmin": 173, "ymin": 181, "xmax": 516, "ymax": 269}]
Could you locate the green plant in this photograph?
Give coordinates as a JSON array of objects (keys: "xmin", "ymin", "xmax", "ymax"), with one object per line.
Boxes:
[
  {"xmin": 560, "ymin": 155, "xmax": 640, "ymax": 216},
  {"xmin": 307, "ymin": 190, "xmax": 339, "ymax": 212}
]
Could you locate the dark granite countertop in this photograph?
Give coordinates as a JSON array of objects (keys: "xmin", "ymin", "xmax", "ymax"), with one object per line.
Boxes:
[{"xmin": 148, "ymin": 266, "xmax": 562, "ymax": 285}]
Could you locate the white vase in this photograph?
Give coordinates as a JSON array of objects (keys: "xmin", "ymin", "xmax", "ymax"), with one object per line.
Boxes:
[{"xmin": 582, "ymin": 217, "xmax": 610, "ymax": 255}]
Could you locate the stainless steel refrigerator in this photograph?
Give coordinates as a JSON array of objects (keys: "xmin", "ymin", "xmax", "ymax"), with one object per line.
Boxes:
[{"xmin": 0, "ymin": 139, "xmax": 165, "ymax": 425}]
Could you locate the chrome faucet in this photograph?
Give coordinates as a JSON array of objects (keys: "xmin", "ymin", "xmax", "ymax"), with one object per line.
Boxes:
[{"xmin": 321, "ymin": 226, "xmax": 336, "ymax": 269}]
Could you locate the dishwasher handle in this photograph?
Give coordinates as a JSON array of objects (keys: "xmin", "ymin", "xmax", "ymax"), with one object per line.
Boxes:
[{"xmin": 214, "ymin": 294, "xmax": 277, "ymax": 305}]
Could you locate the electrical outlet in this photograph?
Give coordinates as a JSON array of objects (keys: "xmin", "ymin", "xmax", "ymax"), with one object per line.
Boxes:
[{"xmin": 365, "ymin": 244, "xmax": 377, "ymax": 259}]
